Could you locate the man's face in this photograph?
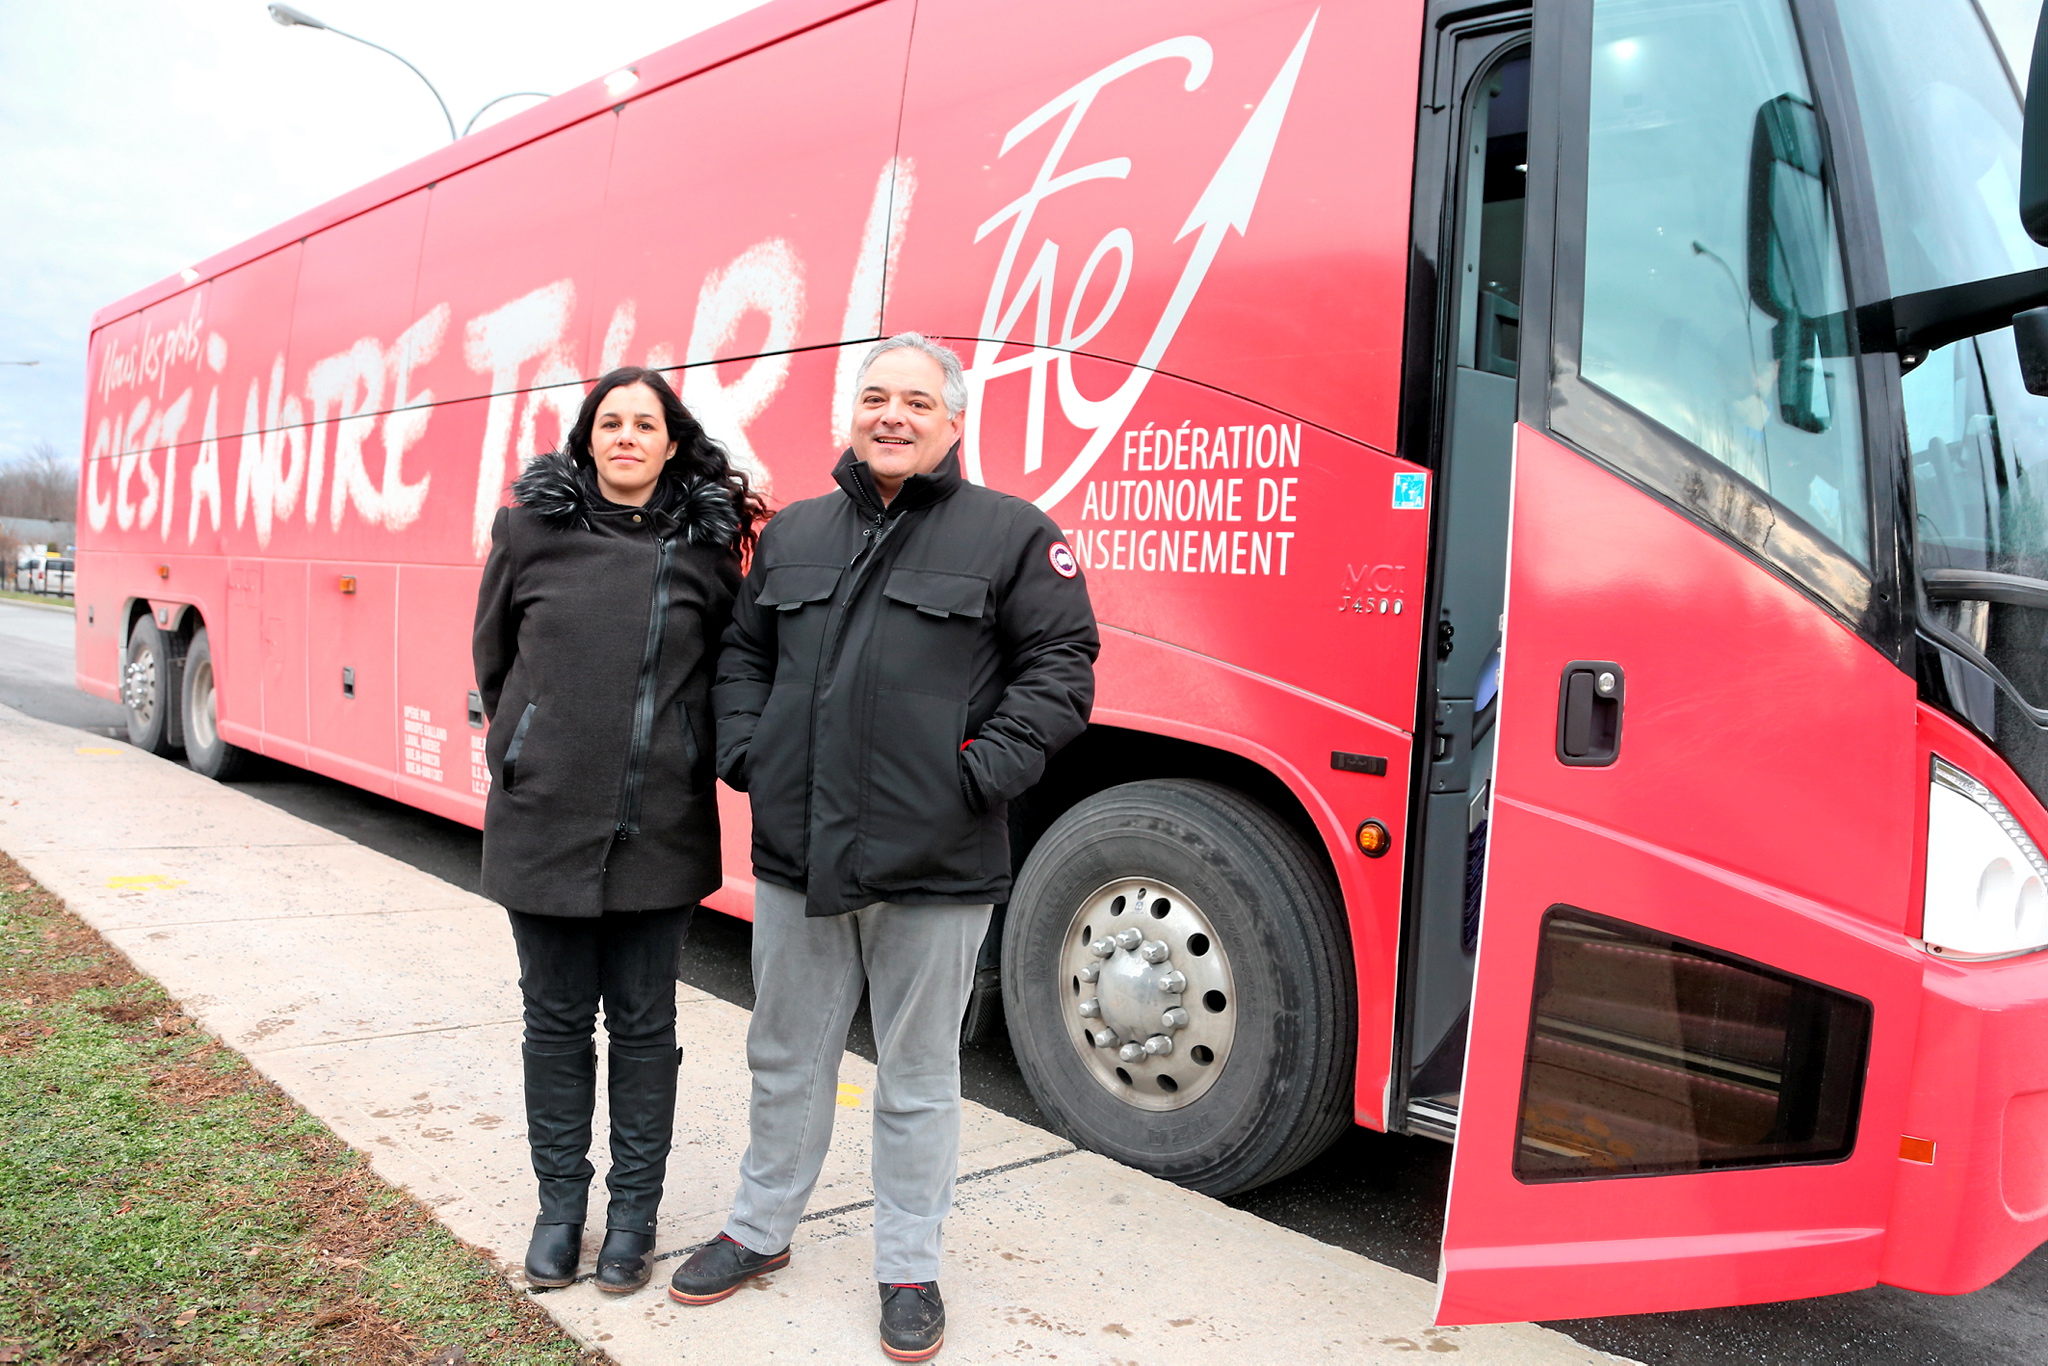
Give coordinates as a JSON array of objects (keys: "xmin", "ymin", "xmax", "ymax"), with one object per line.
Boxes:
[{"xmin": 850, "ymin": 349, "xmax": 962, "ymax": 499}]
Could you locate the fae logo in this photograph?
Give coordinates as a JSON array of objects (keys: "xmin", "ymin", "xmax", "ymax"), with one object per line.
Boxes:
[
  {"xmin": 1392, "ymin": 472, "xmax": 1428, "ymax": 510},
  {"xmin": 964, "ymin": 15, "xmax": 1320, "ymax": 514},
  {"xmin": 1048, "ymin": 541, "xmax": 1080, "ymax": 579}
]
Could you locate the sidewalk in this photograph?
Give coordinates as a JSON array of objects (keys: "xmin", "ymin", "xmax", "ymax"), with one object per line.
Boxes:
[{"xmin": 0, "ymin": 701, "xmax": 1624, "ymax": 1365}]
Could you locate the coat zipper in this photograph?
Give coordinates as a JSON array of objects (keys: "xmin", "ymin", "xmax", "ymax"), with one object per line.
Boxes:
[
  {"xmin": 799, "ymin": 499, "xmax": 903, "ymax": 879},
  {"xmin": 614, "ymin": 532, "xmax": 675, "ymax": 843}
]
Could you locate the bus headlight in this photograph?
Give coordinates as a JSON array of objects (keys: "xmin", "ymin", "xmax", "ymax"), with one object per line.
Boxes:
[{"xmin": 1923, "ymin": 758, "xmax": 2048, "ymax": 959}]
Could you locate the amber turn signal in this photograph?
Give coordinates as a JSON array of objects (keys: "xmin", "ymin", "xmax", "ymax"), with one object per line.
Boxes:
[
  {"xmin": 155, "ymin": 564, "xmax": 169, "ymax": 579},
  {"xmin": 338, "ymin": 576, "xmax": 357, "ymax": 594},
  {"xmin": 1355, "ymin": 819, "xmax": 1391, "ymax": 858}
]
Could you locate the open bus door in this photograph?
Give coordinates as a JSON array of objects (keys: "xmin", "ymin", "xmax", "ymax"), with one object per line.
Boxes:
[{"xmin": 1433, "ymin": 0, "xmax": 1932, "ymax": 1324}]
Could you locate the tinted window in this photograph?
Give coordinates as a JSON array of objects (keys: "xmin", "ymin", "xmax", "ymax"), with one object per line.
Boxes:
[
  {"xmin": 1515, "ymin": 908, "xmax": 1871, "ymax": 1181},
  {"xmin": 1577, "ymin": 0, "xmax": 1870, "ymax": 563}
]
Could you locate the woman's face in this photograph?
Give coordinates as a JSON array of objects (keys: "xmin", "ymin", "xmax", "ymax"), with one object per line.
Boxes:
[{"xmin": 589, "ymin": 382, "xmax": 676, "ymax": 507}]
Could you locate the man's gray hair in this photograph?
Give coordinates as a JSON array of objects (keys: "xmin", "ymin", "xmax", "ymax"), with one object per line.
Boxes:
[{"xmin": 857, "ymin": 333, "xmax": 970, "ymax": 416}]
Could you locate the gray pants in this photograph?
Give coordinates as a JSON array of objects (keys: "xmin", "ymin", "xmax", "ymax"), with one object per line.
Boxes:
[{"xmin": 723, "ymin": 879, "xmax": 993, "ymax": 1282}]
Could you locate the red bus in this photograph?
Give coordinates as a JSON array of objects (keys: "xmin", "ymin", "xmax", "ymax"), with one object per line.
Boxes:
[{"xmin": 74, "ymin": 0, "xmax": 2048, "ymax": 1325}]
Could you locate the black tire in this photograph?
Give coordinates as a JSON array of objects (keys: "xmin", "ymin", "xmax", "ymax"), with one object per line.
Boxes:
[
  {"xmin": 122, "ymin": 615, "xmax": 182, "ymax": 757},
  {"xmin": 959, "ymin": 905, "xmax": 1007, "ymax": 1045},
  {"xmin": 1002, "ymin": 779, "xmax": 1354, "ymax": 1196},
  {"xmin": 180, "ymin": 627, "xmax": 249, "ymax": 780}
]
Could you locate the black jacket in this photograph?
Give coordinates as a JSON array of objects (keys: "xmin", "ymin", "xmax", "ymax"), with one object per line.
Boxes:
[
  {"xmin": 715, "ymin": 445, "xmax": 1099, "ymax": 917},
  {"xmin": 474, "ymin": 453, "xmax": 742, "ymax": 917}
]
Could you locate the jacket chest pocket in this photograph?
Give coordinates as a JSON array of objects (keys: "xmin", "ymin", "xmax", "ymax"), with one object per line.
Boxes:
[
  {"xmin": 757, "ymin": 562, "xmax": 842, "ymax": 665},
  {"xmin": 880, "ymin": 568, "xmax": 989, "ymax": 699}
]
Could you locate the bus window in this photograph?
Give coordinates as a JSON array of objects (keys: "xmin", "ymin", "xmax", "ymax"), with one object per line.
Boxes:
[
  {"xmin": 1577, "ymin": 0, "xmax": 1870, "ymax": 564},
  {"xmin": 1839, "ymin": 0, "xmax": 2048, "ymax": 792}
]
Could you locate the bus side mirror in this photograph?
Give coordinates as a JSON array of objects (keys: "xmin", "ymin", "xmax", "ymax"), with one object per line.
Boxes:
[
  {"xmin": 2022, "ymin": 3, "xmax": 2048, "ymax": 245},
  {"xmin": 1747, "ymin": 94, "xmax": 1833, "ymax": 432}
]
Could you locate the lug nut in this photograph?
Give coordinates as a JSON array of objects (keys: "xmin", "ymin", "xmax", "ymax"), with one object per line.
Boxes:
[
  {"xmin": 1078, "ymin": 998, "xmax": 1101, "ymax": 1019},
  {"xmin": 1090, "ymin": 937, "xmax": 1115, "ymax": 958},
  {"xmin": 1140, "ymin": 940, "xmax": 1170, "ymax": 963},
  {"xmin": 1078, "ymin": 964, "xmax": 1099, "ymax": 983},
  {"xmin": 1162, "ymin": 1007, "xmax": 1189, "ymax": 1030},
  {"xmin": 1114, "ymin": 927, "xmax": 1143, "ymax": 950},
  {"xmin": 1119, "ymin": 1041, "xmax": 1147, "ymax": 1063},
  {"xmin": 1159, "ymin": 970, "xmax": 1187, "ymax": 994},
  {"xmin": 1144, "ymin": 1034, "xmax": 1173, "ymax": 1057},
  {"xmin": 1091, "ymin": 1028, "xmax": 1117, "ymax": 1048}
]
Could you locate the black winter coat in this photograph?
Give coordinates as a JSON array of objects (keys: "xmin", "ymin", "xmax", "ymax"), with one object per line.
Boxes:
[
  {"xmin": 715, "ymin": 445, "xmax": 1099, "ymax": 917},
  {"xmin": 474, "ymin": 453, "xmax": 742, "ymax": 918}
]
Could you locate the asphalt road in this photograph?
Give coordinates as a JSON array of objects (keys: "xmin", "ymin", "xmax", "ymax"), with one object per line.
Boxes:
[{"xmin": 6, "ymin": 595, "xmax": 2045, "ymax": 1363}]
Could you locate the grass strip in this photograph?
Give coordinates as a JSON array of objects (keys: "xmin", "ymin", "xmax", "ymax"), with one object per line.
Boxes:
[
  {"xmin": 0, "ymin": 852, "xmax": 608, "ymax": 1365},
  {"xmin": 0, "ymin": 592, "xmax": 70, "ymax": 609}
]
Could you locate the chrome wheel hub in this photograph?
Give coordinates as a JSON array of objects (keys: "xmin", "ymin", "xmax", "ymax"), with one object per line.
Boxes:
[
  {"xmin": 1059, "ymin": 878, "xmax": 1235, "ymax": 1110},
  {"xmin": 122, "ymin": 647, "xmax": 157, "ymax": 726}
]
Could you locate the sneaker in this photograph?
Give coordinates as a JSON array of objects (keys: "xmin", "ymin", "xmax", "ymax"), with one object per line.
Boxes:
[
  {"xmin": 878, "ymin": 1281, "xmax": 944, "ymax": 1361},
  {"xmin": 667, "ymin": 1233, "xmax": 791, "ymax": 1305}
]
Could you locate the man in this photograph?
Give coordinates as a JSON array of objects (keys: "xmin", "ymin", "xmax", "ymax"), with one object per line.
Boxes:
[{"xmin": 670, "ymin": 333, "xmax": 1098, "ymax": 1361}]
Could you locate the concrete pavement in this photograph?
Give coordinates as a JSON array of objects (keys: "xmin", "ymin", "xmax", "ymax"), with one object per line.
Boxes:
[{"xmin": 0, "ymin": 700, "xmax": 1626, "ymax": 1364}]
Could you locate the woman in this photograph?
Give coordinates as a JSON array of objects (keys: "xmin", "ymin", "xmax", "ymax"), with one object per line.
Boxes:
[{"xmin": 473, "ymin": 366, "xmax": 762, "ymax": 1293}]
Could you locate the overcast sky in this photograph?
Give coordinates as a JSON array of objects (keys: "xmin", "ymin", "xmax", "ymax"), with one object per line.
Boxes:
[
  {"xmin": 0, "ymin": 0, "xmax": 2038, "ymax": 473},
  {"xmin": 0, "ymin": 0, "xmax": 768, "ymax": 470}
]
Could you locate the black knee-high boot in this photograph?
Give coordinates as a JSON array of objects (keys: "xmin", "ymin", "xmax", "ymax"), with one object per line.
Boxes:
[
  {"xmin": 593, "ymin": 1044, "xmax": 680, "ymax": 1292},
  {"xmin": 523, "ymin": 1042, "xmax": 596, "ymax": 1286}
]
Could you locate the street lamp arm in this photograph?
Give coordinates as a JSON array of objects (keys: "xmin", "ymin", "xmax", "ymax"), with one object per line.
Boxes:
[
  {"xmin": 462, "ymin": 92, "xmax": 552, "ymax": 138},
  {"xmin": 320, "ymin": 23, "xmax": 458, "ymax": 142}
]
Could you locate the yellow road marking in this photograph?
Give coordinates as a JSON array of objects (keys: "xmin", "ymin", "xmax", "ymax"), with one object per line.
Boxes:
[
  {"xmin": 836, "ymin": 1083, "xmax": 865, "ymax": 1108},
  {"xmin": 74, "ymin": 746, "xmax": 123, "ymax": 756},
  {"xmin": 105, "ymin": 875, "xmax": 187, "ymax": 891}
]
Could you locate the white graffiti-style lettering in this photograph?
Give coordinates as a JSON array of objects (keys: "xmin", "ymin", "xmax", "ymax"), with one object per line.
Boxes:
[
  {"xmin": 682, "ymin": 240, "xmax": 806, "ymax": 497},
  {"xmin": 966, "ymin": 14, "xmax": 1318, "ymax": 513},
  {"xmin": 466, "ymin": 281, "xmax": 577, "ymax": 556},
  {"xmin": 833, "ymin": 158, "xmax": 917, "ymax": 449},
  {"xmin": 234, "ymin": 356, "xmax": 306, "ymax": 546}
]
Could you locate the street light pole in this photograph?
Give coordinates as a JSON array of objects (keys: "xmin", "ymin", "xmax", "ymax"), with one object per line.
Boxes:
[{"xmin": 266, "ymin": 3, "xmax": 458, "ymax": 143}]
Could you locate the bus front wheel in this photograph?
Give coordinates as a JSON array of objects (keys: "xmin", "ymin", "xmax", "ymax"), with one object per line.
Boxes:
[
  {"xmin": 180, "ymin": 628, "xmax": 248, "ymax": 780},
  {"xmin": 1002, "ymin": 779, "xmax": 1355, "ymax": 1197},
  {"xmin": 122, "ymin": 616, "xmax": 181, "ymax": 757}
]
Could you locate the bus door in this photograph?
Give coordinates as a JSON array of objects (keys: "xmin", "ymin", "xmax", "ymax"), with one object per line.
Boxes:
[
  {"xmin": 1435, "ymin": 0, "xmax": 1928, "ymax": 1324},
  {"xmin": 1397, "ymin": 9, "xmax": 1532, "ymax": 1140}
]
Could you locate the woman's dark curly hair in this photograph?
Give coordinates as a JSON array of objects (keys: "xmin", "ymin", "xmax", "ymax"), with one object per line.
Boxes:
[{"xmin": 561, "ymin": 366, "xmax": 769, "ymax": 555}]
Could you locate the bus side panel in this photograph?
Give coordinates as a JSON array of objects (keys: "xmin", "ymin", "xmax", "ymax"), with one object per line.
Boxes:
[
  {"xmin": 222, "ymin": 559, "xmax": 265, "ymax": 746},
  {"xmin": 305, "ymin": 561, "xmax": 397, "ymax": 798},
  {"xmin": 1880, "ymin": 704, "xmax": 2048, "ymax": 1294},
  {"xmin": 887, "ymin": 0, "xmax": 1422, "ymax": 459},
  {"xmin": 395, "ymin": 562, "xmax": 489, "ymax": 827},
  {"xmin": 75, "ymin": 239, "xmax": 304, "ymax": 720},
  {"xmin": 585, "ymin": 0, "xmax": 916, "ymax": 458},
  {"xmin": 259, "ymin": 560, "xmax": 310, "ymax": 766},
  {"xmin": 1041, "ymin": 362, "xmax": 1426, "ymax": 724},
  {"xmin": 1091, "ymin": 626, "xmax": 1415, "ymax": 1129}
]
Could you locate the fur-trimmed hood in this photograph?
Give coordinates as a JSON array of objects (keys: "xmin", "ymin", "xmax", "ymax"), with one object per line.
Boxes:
[{"xmin": 512, "ymin": 450, "xmax": 740, "ymax": 549}]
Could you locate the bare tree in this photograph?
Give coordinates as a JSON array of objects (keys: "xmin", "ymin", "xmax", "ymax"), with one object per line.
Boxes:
[{"xmin": 0, "ymin": 441, "xmax": 78, "ymax": 521}]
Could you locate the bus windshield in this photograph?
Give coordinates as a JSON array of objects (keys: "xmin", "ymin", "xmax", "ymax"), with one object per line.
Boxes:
[{"xmin": 1840, "ymin": 1, "xmax": 2048, "ymax": 607}]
